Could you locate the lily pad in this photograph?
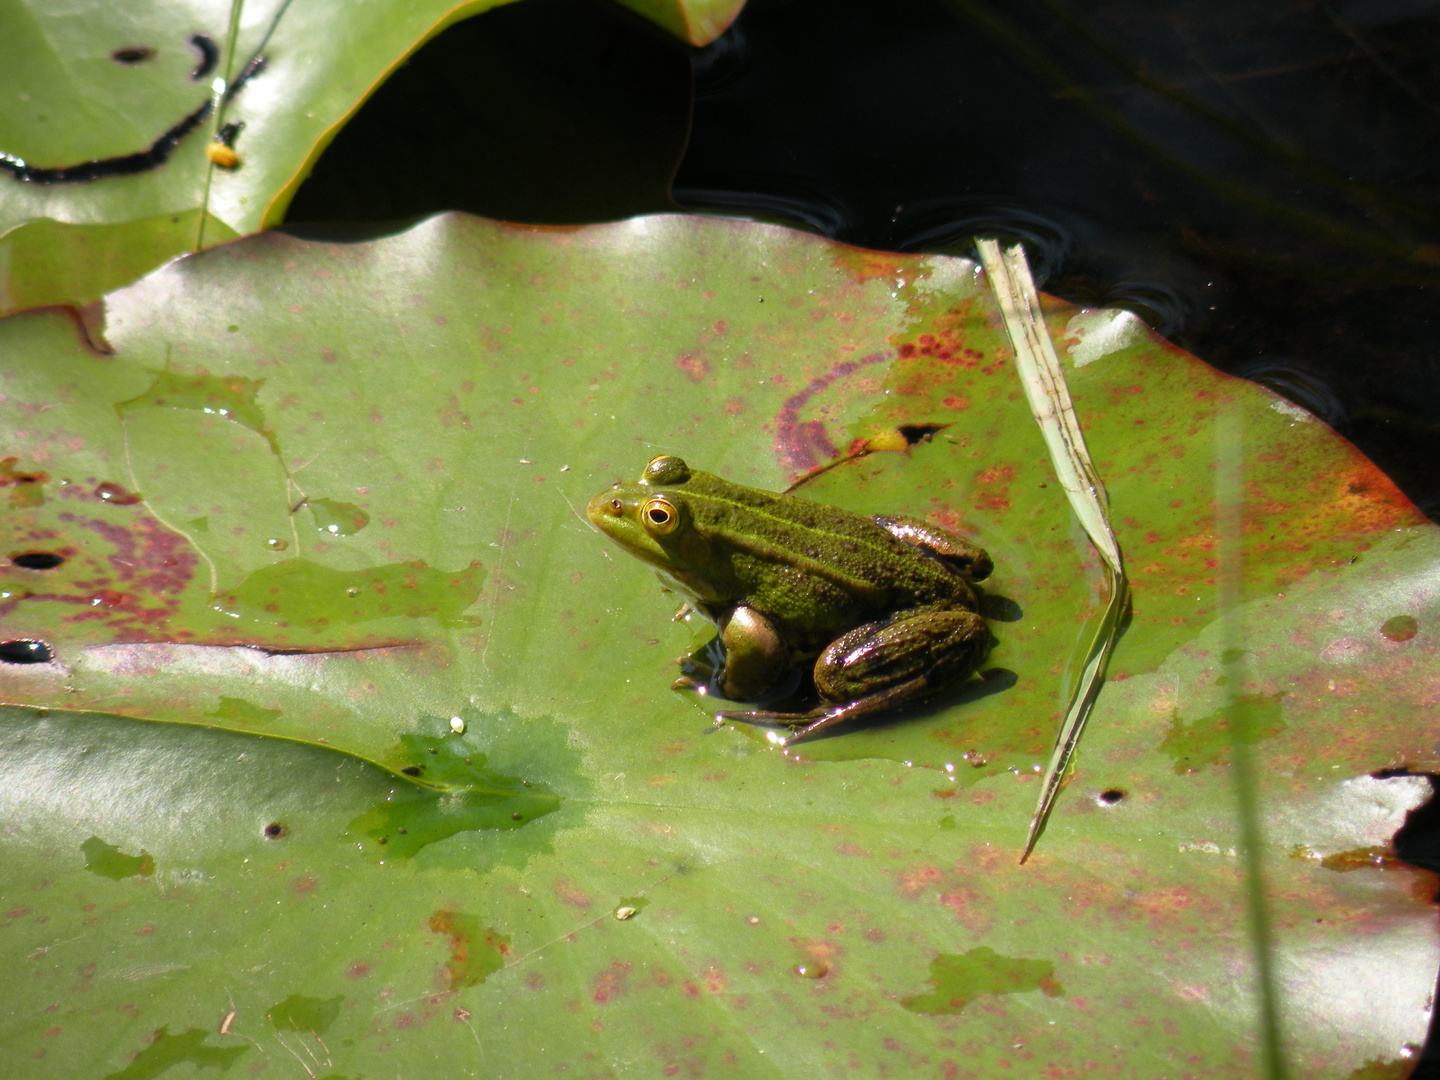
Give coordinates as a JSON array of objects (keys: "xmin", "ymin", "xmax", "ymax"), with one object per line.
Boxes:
[
  {"xmin": 0, "ymin": 213, "xmax": 1436, "ymax": 1076},
  {"xmin": 0, "ymin": 0, "xmax": 743, "ymax": 317}
]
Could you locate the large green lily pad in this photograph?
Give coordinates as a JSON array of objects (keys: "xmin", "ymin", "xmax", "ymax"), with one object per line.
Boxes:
[
  {"xmin": 0, "ymin": 0, "xmax": 742, "ymax": 317},
  {"xmin": 0, "ymin": 213, "xmax": 1436, "ymax": 1076}
]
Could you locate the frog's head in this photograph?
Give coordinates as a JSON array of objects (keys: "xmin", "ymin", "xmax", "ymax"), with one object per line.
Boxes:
[{"xmin": 588, "ymin": 456, "xmax": 723, "ymax": 602}]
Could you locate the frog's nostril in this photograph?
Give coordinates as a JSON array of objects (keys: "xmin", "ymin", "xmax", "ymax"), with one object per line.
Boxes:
[{"xmin": 609, "ymin": 499, "xmax": 623, "ymax": 514}]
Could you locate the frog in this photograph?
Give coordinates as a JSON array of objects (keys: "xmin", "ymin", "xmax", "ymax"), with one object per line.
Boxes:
[{"xmin": 587, "ymin": 455, "xmax": 993, "ymax": 743}]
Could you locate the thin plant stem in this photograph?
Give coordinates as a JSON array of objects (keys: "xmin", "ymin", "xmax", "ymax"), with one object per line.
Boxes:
[
  {"xmin": 196, "ymin": 0, "xmax": 247, "ymax": 251},
  {"xmin": 1215, "ymin": 408, "xmax": 1288, "ymax": 1080}
]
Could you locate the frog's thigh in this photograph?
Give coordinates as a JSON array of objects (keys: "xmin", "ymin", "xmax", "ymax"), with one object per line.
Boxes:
[
  {"xmin": 872, "ymin": 514, "xmax": 993, "ymax": 582},
  {"xmin": 814, "ymin": 609, "xmax": 988, "ymax": 703},
  {"xmin": 719, "ymin": 605, "xmax": 791, "ymax": 700}
]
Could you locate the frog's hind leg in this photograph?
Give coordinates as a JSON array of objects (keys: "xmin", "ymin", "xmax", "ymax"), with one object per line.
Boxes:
[
  {"xmin": 782, "ymin": 609, "xmax": 990, "ymax": 742},
  {"xmin": 815, "ymin": 609, "xmax": 988, "ymax": 698},
  {"xmin": 717, "ymin": 609, "xmax": 990, "ymax": 743},
  {"xmin": 872, "ymin": 514, "xmax": 993, "ymax": 582}
]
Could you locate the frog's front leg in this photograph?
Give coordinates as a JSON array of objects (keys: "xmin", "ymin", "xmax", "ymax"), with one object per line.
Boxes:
[
  {"xmin": 673, "ymin": 603, "xmax": 791, "ymax": 701},
  {"xmin": 718, "ymin": 606, "xmax": 989, "ymax": 742}
]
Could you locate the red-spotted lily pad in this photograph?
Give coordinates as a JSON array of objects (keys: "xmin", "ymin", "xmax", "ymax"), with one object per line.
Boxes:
[{"xmin": 0, "ymin": 213, "xmax": 1435, "ymax": 1076}]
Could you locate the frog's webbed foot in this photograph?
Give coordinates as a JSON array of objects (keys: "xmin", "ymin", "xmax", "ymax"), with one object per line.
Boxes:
[{"xmin": 712, "ymin": 705, "xmax": 822, "ymax": 731}]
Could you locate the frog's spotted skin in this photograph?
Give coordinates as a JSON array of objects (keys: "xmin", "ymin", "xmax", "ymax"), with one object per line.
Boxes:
[{"xmin": 588, "ymin": 456, "xmax": 993, "ymax": 743}]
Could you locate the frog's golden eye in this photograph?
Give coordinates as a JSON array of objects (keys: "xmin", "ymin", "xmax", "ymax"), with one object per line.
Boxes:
[{"xmin": 641, "ymin": 496, "xmax": 679, "ymax": 536}]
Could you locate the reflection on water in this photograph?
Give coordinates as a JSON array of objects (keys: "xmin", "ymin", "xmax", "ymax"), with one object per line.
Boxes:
[
  {"xmin": 1093, "ymin": 276, "xmax": 1198, "ymax": 341},
  {"xmin": 672, "ymin": 184, "xmax": 856, "ymax": 239},
  {"xmin": 687, "ymin": 17, "xmax": 752, "ymax": 93},
  {"xmin": 1232, "ymin": 356, "xmax": 1349, "ymax": 426},
  {"xmin": 890, "ymin": 201, "xmax": 1073, "ymax": 285}
]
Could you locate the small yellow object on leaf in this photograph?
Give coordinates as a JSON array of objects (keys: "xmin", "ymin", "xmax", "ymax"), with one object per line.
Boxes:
[{"xmin": 207, "ymin": 142, "xmax": 240, "ymax": 169}]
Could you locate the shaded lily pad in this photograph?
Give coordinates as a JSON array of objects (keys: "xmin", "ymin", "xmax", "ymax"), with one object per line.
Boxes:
[{"xmin": 0, "ymin": 213, "xmax": 1437, "ymax": 1076}]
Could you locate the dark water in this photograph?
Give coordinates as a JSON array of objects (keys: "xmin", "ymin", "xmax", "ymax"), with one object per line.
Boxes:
[{"xmin": 287, "ymin": 0, "xmax": 1440, "ymax": 1068}]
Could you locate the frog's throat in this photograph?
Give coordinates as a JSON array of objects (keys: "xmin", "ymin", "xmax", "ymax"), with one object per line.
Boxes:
[{"xmin": 651, "ymin": 566, "xmax": 723, "ymax": 620}]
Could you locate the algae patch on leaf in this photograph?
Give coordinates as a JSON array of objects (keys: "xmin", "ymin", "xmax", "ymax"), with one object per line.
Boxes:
[
  {"xmin": 80, "ymin": 835, "xmax": 154, "ymax": 880},
  {"xmin": 902, "ymin": 946, "xmax": 1063, "ymax": 1015},
  {"xmin": 347, "ymin": 734, "xmax": 561, "ymax": 859}
]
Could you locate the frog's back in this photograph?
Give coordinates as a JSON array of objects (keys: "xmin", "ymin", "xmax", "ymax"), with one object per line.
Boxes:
[{"xmin": 679, "ymin": 471, "xmax": 966, "ymax": 645}]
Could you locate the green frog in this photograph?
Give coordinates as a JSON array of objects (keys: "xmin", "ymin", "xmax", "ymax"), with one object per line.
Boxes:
[{"xmin": 587, "ymin": 455, "xmax": 993, "ymax": 743}]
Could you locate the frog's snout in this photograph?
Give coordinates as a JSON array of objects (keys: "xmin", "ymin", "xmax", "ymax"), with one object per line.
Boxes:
[{"xmin": 586, "ymin": 492, "xmax": 625, "ymax": 528}]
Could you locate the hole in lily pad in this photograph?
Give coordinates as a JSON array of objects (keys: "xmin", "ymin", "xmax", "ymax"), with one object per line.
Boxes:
[
  {"xmin": 1098, "ymin": 788, "xmax": 1126, "ymax": 805},
  {"xmin": 10, "ymin": 552, "xmax": 64, "ymax": 570},
  {"xmin": 0, "ymin": 639, "xmax": 52, "ymax": 664},
  {"xmin": 264, "ymin": 822, "xmax": 287, "ymax": 839},
  {"xmin": 112, "ymin": 47, "xmax": 154, "ymax": 64},
  {"xmin": 347, "ymin": 732, "xmax": 564, "ymax": 860},
  {"xmin": 897, "ymin": 423, "xmax": 947, "ymax": 445}
]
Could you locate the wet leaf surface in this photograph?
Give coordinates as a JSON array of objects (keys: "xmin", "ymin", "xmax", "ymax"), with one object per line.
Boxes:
[{"xmin": 0, "ymin": 214, "xmax": 1437, "ymax": 1076}]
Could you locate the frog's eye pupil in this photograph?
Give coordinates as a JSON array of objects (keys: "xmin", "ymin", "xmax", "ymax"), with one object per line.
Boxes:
[{"xmin": 641, "ymin": 497, "xmax": 679, "ymax": 535}]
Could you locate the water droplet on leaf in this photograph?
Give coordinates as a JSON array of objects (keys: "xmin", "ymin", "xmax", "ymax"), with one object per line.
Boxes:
[{"xmin": 1382, "ymin": 615, "xmax": 1418, "ymax": 642}]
